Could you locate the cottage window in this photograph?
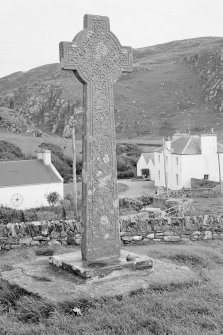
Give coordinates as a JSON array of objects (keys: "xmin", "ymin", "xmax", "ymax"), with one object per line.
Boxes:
[
  {"xmin": 204, "ymin": 174, "xmax": 209, "ymax": 180},
  {"xmin": 176, "ymin": 174, "xmax": 179, "ymax": 186},
  {"xmin": 158, "ymin": 170, "xmax": 161, "ymax": 181},
  {"xmin": 176, "ymin": 157, "xmax": 179, "ymax": 165}
]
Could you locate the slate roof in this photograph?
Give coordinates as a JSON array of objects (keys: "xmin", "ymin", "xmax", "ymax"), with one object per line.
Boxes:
[
  {"xmin": 171, "ymin": 137, "xmax": 201, "ymax": 154},
  {"xmin": 217, "ymin": 142, "xmax": 223, "ymax": 153},
  {"xmin": 142, "ymin": 153, "xmax": 154, "ymax": 164},
  {"xmin": 155, "ymin": 135, "xmax": 223, "ymax": 155},
  {"xmin": 0, "ymin": 159, "xmax": 62, "ymax": 188}
]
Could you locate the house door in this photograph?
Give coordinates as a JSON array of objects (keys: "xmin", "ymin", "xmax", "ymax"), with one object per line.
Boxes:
[{"xmin": 141, "ymin": 168, "xmax": 150, "ymax": 179}]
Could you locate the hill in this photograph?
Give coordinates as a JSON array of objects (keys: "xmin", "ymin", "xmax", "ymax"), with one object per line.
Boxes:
[{"xmin": 0, "ymin": 37, "xmax": 223, "ymax": 142}]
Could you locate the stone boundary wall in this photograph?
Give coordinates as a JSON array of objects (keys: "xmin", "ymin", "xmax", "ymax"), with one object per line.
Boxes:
[
  {"xmin": 0, "ymin": 220, "xmax": 82, "ymax": 251},
  {"xmin": 169, "ymin": 188, "xmax": 218, "ymax": 198},
  {"xmin": 1, "ymin": 212, "xmax": 223, "ymax": 250},
  {"xmin": 120, "ymin": 212, "xmax": 223, "ymax": 244}
]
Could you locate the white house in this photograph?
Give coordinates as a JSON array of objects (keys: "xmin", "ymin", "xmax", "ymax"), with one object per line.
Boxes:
[
  {"xmin": 154, "ymin": 132, "xmax": 223, "ymax": 190},
  {"xmin": 137, "ymin": 153, "xmax": 155, "ymax": 180},
  {"xmin": 0, "ymin": 149, "xmax": 64, "ymax": 209}
]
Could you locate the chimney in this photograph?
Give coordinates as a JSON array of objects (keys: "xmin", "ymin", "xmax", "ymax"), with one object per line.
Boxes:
[
  {"xmin": 200, "ymin": 133, "xmax": 217, "ymax": 154},
  {"xmin": 165, "ymin": 137, "xmax": 171, "ymax": 150},
  {"xmin": 37, "ymin": 149, "xmax": 51, "ymax": 165},
  {"xmin": 37, "ymin": 151, "xmax": 43, "ymax": 160}
]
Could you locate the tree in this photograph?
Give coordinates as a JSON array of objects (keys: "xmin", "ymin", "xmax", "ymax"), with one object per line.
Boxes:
[{"xmin": 46, "ymin": 192, "xmax": 60, "ymax": 207}]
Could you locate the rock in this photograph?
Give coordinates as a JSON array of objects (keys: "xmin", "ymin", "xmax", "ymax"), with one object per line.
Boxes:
[
  {"xmin": 146, "ymin": 233, "xmax": 155, "ymax": 239},
  {"xmin": 164, "ymin": 236, "xmax": 181, "ymax": 242},
  {"xmin": 31, "ymin": 222, "xmax": 41, "ymax": 235},
  {"xmin": 203, "ymin": 215, "xmax": 209, "ymax": 226},
  {"xmin": 164, "ymin": 230, "xmax": 176, "ymax": 236},
  {"xmin": 181, "ymin": 237, "xmax": 190, "ymax": 242},
  {"xmin": 121, "ymin": 236, "xmax": 133, "ymax": 243},
  {"xmin": 33, "ymin": 236, "xmax": 50, "ymax": 241},
  {"xmin": 74, "ymin": 237, "xmax": 81, "ymax": 245},
  {"xmin": 204, "ymin": 231, "xmax": 212, "ymax": 240},
  {"xmin": 67, "ymin": 236, "xmax": 81, "ymax": 245},
  {"xmin": 74, "ymin": 221, "xmax": 83, "ymax": 233},
  {"xmin": 6, "ymin": 223, "xmax": 17, "ymax": 238},
  {"xmin": 155, "ymin": 233, "xmax": 164, "ymax": 238},
  {"xmin": 3, "ymin": 244, "xmax": 11, "ymax": 250},
  {"xmin": 60, "ymin": 239, "xmax": 68, "ymax": 245},
  {"xmin": 126, "ymin": 254, "xmax": 136, "ymax": 262},
  {"xmin": 48, "ymin": 240, "xmax": 61, "ymax": 247},
  {"xmin": 10, "ymin": 244, "xmax": 22, "ymax": 249},
  {"xmin": 67, "ymin": 221, "xmax": 75, "ymax": 232},
  {"xmin": 132, "ymin": 235, "xmax": 142, "ymax": 242},
  {"xmin": 20, "ymin": 237, "xmax": 32, "ymax": 246},
  {"xmin": 184, "ymin": 216, "xmax": 192, "ymax": 229},
  {"xmin": 50, "ymin": 231, "xmax": 60, "ymax": 239},
  {"xmin": 41, "ymin": 221, "xmax": 49, "ymax": 236},
  {"xmin": 192, "ymin": 231, "xmax": 201, "ymax": 236},
  {"xmin": 30, "ymin": 240, "xmax": 40, "ymax": 246},
  {"xmin": 192, "ymin": 216, "xmax": 198, "ymax": 225},
  {"xmin": 191, "ymin": 231, "xmax": 201, "ymax": 240}
]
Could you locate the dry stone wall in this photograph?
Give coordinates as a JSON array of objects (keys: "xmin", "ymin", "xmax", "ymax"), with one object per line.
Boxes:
[{"xmin": 1, "ymin": 212, "xmax": 223, "ymax": 251}]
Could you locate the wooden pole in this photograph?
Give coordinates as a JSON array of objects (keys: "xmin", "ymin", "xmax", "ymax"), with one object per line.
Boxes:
[
  {"xmin": 163, "ymin": 138, "xmax": 169, "ymax": 197},
  {"xmin": 217, "ymin": 152, "xmax": 222, "ymax": 194},
  {"xmin": 72, "ymin": 122, "xmax": 78, "ymax": 216}
]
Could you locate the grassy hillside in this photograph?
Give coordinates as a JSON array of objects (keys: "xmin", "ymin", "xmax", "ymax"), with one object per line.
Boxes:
[{"xmin": 0, "ymin": 37, "xmax": 223, "ymax": 143}]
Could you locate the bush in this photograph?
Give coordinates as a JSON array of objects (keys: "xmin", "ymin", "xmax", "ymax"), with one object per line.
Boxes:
[
  {"xmin": 39, "ymin": 142, "xmax": 72, "ymax": 182},
  {"xmin": 117, "ymin": 169, "xmax": 135, "ymax": 179},
  {"xmin": 39, "ymin": 142, "xmax": 82, "ymax": 182},
  {"xmin": 46, "ymin": 192, "xmax": 60, "ymax": 207},
  {"xmin": 0, "ymin": 141, "xmax": 25, "ymax": 161},
  {"xmin": 138, "ymin": 194, "xmax": 153, "ymax": 206},
  {"xmin": 116, "ymin": 143, "xmax": 141, "ymax": 157},
  {"xmin": 35, "ymin": 247, "xmax": 55, "ymax": 256},
  {"xmin": 117, "ymin": 156, "xmax": 127, "ymax": 172},
  {"xmin": 0, "ymin": 206, "xmax": 22, "ymax": 224},
  {"xmin": 76, "ymin": 158, "xmax": 82, "ymax": 175},
  {"xmin": 51, "ymin": 154, "xmax": 72, "ymax": 182},
  {"xmin": 119, "ymin": 198, "xmax": 143, "ymax": 211}
]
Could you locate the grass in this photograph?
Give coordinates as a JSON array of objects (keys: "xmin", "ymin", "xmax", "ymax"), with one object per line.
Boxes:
[
  {"xmin": 193, "ymin": 195, "xmax": 223, "ymax": 215},
  {"xmin": 0, "ymin": 241, "xmax": 223, "ymax": 334},
  {"xmin": 35, "ymin": 247, "xmax": 55, "ymax": 256}
]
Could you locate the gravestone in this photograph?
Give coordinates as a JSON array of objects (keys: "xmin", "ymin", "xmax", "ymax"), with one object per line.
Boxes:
[{"xmin": 60, "ymin": 14, "xmax": 132, "ymax": 262}]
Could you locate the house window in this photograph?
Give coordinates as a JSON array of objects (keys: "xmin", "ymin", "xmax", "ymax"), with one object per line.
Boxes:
[
  {"xmin": 204, "ymin": 174, "xmax": 209, "ymax": 180},
  {"xmin": 176, "ymin": 157, "xmax": 179, "ymax": 165},
  {"xmin": 176, "ymin": 174, "xmax": 179, "ymax": 186},
  {"xmin": 158, "ymin": 170, "xmax": 161, "ymax": 181}
]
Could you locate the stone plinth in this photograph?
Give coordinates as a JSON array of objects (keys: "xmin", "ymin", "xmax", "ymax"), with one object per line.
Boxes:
[{"xmin": 49, "ymin": 250, "xmax": 153, "ymax": 279}]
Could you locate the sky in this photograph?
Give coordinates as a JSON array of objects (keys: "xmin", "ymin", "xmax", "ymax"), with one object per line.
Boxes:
[{"xmin": 0, "ymin": 0, "xmax": 222, "ymax": 78}]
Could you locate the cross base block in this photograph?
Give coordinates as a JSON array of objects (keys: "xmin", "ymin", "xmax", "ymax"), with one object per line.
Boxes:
[{"xmin": 49, "ymin": 250, "xmax": 153, "ymax": 279}]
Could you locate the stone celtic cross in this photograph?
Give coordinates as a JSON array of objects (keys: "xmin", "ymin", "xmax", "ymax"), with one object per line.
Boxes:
[{"xmin": 60, "ymin": 14, "xmax": 132, "ymax": 262}]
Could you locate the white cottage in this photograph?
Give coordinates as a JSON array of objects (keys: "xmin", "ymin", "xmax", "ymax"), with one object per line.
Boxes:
[
  {"xmin": 137, "ymin": 153, "xmax": 155, "ymax": 180},
  {"xmin": 154, "ymin": 132, "xmax": 223, "ymax": 190},
  {"xmin": 0, "ymin": 150, "xmax": 63, "ymax": 209}
]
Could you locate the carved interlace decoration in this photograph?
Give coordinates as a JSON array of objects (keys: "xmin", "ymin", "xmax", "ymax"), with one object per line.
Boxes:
[
  {"xmin": 60, "ymin": 15, "xmax": 132, "ymax": 261},
  {"xmin": 67, "ymin": 18, "xmax": 130, "ymax": 83}
]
